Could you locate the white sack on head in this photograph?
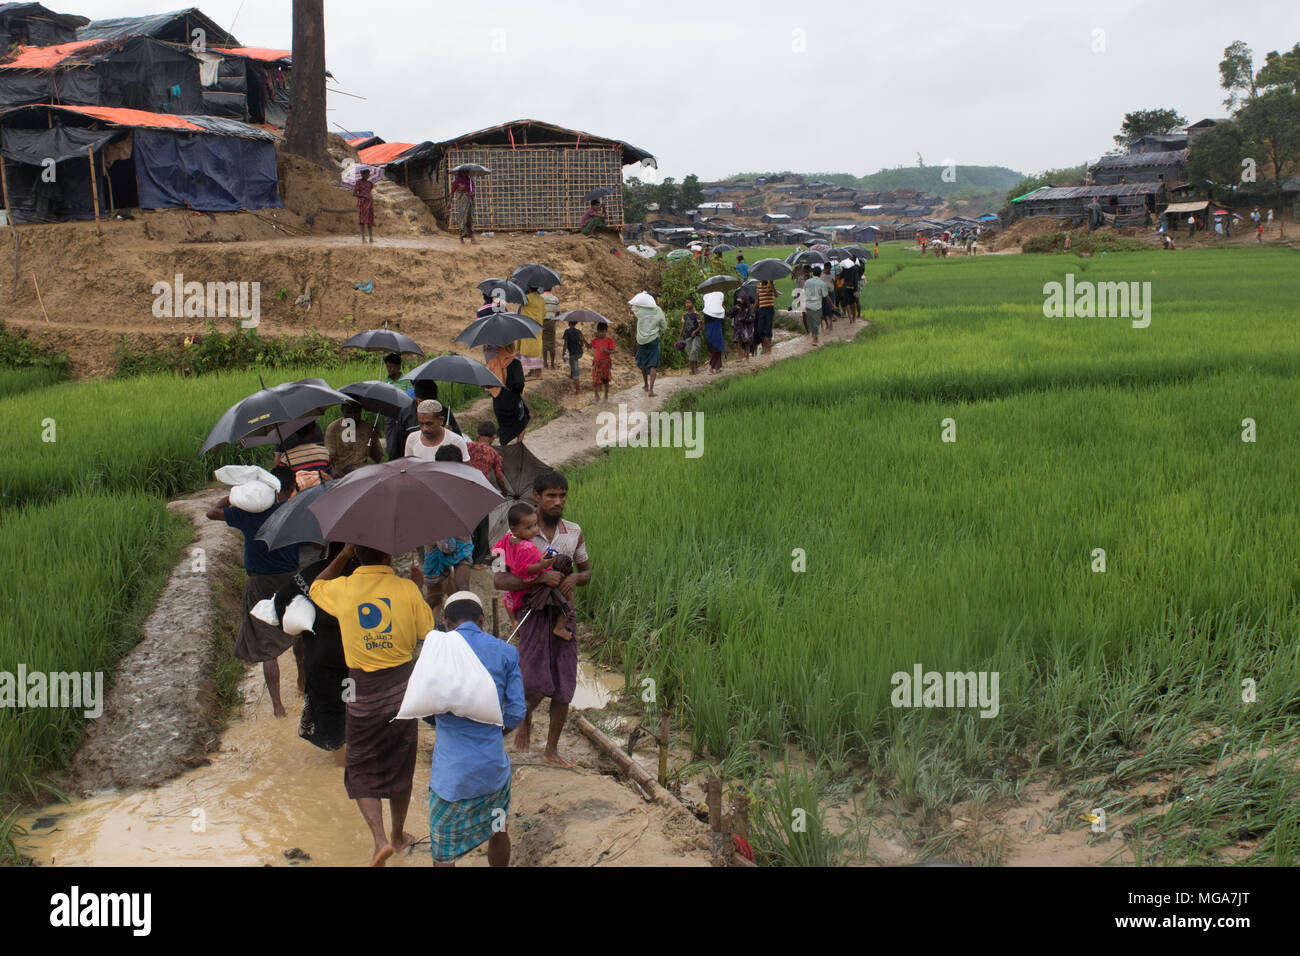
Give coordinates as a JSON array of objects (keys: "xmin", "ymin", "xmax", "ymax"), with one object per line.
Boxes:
[
  {"xmin": 281, "ymin": 594, "xmax": 316, "ymax": 635},
  {"xmin": 627, "ymin": 291, "xmax": 656, "ymax": 309},
  {"xmin": 250, "ymin": 597, "xmax": 280, "ymax": 627},
  {"xmin": 229, "ymin": 479, "xmax": 276, "ymax": 513},
  {"xmin": 215, "ymin": 464, "xmax": 281, "ymax": 490},
  {"xmin": 394, "ymin": 629, "xmax": 503, "ymax": 726}
]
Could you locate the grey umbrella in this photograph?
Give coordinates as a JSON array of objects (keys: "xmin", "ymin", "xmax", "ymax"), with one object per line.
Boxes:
[
  {"xmin": 341, "ymin": 329, "xmax": 424, "ymax": 356},
  {"xmin": 749, "ymin": 258, "xmax": 792, "ymax": 280},
  {"xmin": 406, "ymin": 354, "xmax": 504, "ymax": 424},
  {"xmin": 793, "ymin": 250, "xmax": 829, "ymax": 266},
  {"xmin": 555, "ymin": 309, "xmax": 609, "ymax": 324},
  {"xmin": 697, "ymin": 274, "xmax": 741, "ymax": 294},
  {"xmin": 255, "ymin": 482, "xmax": 331, "ymax": 549},
  {"xmin": 455, "ymin": 311, "xmax": 541, "ymax": 348},
  {"xmin": 307, "ymin": 460, "xmax": 504, "ymax": 556},
  {"xmin": 239, "ymin": 415, "xmax": 317, "ymax": 448},
  {"xmin": 511, "ymin": 263, "xmax": 562, "ymax": 291},
  {"xmin": 710, "ymin": 243, "xmax": 737, "ymax": 254},
  {"xmin": 452, "ymin": 163, "xmax": 491, "ymax": 175},
  {"xmin": 845, "ymin": 244, "xmax": 873, "ymax": 260},
  {"xmin": 200, "ymin": 378, "xmax": 350, "ymax": 455},
  {"xmin": 825, "ymin": 248, "xmax": 855, "ymax": 261},
  {"xmin": 339, "ymin": 380, "xmax": 414, "ymax": 419},
  {"xmin": 584, "ymin": 186, "xmax": 614, "ymax": 202},
  {"xmin": 476, "ymin": 278, "xmax": 527, "ymax": 306}
]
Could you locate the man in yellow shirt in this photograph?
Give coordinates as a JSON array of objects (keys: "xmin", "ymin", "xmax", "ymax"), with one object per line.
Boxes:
[{"xmin": 310, "ymin": 543, "xmax": 435, "ymax": 865}]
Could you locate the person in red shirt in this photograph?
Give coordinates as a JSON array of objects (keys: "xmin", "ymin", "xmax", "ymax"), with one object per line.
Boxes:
[
  {"xmin": 589, "ymin": 322, "xmax": 616, "ymax": 404},
  {"xmin": 467, "ymin": 421, "xmax": 510, "ymax": 568}
]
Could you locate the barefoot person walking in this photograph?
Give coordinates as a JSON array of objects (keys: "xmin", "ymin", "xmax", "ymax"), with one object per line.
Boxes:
[
  {"xmin": 630, "ymin": 291, "xmax": 666, "ymax": 397},
  {"xmin": 493, "ymin": 471, "xmax": 590, "ymax": 767},
  {"xmin": 310, "ymin": 543, "xmax": 436, "ymax": 865},
  {"xmin": 353, "ymin": 168, "xmax": 375, "ymax": 244}
]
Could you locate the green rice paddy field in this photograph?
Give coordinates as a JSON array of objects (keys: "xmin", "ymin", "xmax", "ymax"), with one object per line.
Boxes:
[{"xmin": 577, "ymin": 247, "xmax": 1300, "ymax": 863}]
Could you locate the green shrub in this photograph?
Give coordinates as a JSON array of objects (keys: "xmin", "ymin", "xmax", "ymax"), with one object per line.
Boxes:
[
  {"xmin": 0, "ymin": 322, "xmax": 71, "ymax": 378},
  {"xmin": 113, "ymin": 320, "xmax": 349, "ymax": 378}
]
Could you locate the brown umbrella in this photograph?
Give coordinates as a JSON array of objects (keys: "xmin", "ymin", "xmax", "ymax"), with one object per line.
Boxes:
[{"xmin": 306, "ymin": 459, "xmax": 504, "ymax": 555}]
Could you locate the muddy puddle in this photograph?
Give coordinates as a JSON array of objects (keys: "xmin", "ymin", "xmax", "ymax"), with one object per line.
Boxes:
[{"xmin": 17, "ymin": 653, "xmax": 628, "ymax": 867}]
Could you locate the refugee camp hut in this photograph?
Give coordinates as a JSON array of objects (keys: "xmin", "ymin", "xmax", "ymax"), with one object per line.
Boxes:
[
  {"xmin": 0, "ymin": 3, "xmax": 86, "ymax": 48},
  {"xmin": 1130, "ymin": 133, "xmax": 1188, "ymax": 153},
  {"xmin": 427, "ymin": 119, "xmax": 656, "ymax": 231},
  {"xmin": 203, "ymin": 47, "xmax": 293, "ymax": 126},
  {"xmin": 76, "ymin": 7, "xmax": 239, "ymax": 47},
  {"xmin": 358, "ymin": 139, "xmax": 437, "ymax": 196},
  {"xmin": 1184, "ymin": 118, "xmax": 1230, "ymax": 144},
  {"xmin": 1088, "ymin": 149, "xmax": 1188, "ymax": 186},
  {"xmin": 1011, "ymin": 183, "xmax": 1162, "ymax": 226},
  {"xmin": 0, "ymin": 103, "xmax": 280, "ymax": 222},
  {"xmin": 0, "ymin": 35, "xmax": 203, "ymax": 113}
]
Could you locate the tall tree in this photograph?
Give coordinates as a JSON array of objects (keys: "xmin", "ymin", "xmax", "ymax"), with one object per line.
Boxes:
[
  {"xmin": 1186, "ymin": 120, "xmax": 1249, "ymax": 203},
  {"xmin": 1113, "ymin": 108, "xmax": 1188, "ymax": 148},
  {"xmin": 285, "ymin": 0, "xmax": 329, "ymax": 165},
  {"xmin": 679, "ymin": 174, "xmax": 704, "ymax": 211},
  {"xmin": 1219, "ymin": 40, "xmax": 1258, "ymax": 112},
  {"xmin": 652, "ymin": 176, "xmax": 678, "ymax": 215},
  {"xmin": 1257, "ymin": 42, "xmax": 1300, "ymax": 93},
  {"xmin": 1237, "ymin": 87, "xmax": 1300, "ymax": 223}
]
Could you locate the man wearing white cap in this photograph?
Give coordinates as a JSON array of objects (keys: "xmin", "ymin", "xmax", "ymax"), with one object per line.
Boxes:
[
  {"xmin": 629, "ymin": 291, "xmax": 667, "ymax": 397},
  {"xmin": 405, "ymin": 399, "xmax": 469, "ymax": 462},
  {"xmin": 427, "ymin": 590, "xmax": 525, "ymax": 867}
]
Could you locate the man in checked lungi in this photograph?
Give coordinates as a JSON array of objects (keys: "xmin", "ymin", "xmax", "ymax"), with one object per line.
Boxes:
[
  {"xmin": 310, "ymin": 543, "xmax": 435, "ymax": 866},
  {"xmin": 427, "ymin": 591, "xmax": 525, "ymax": 866}
]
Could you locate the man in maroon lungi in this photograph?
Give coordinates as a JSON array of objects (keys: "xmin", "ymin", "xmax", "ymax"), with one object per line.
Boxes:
[{"xmin": 493, "ymin": 470, "xmax": 590, "ymax": 767}]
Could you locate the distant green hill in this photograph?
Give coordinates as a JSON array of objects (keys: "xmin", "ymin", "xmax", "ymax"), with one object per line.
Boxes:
[{"xmin": 725, "ymin": 166, "xmax": 1025, "ymax": 199}]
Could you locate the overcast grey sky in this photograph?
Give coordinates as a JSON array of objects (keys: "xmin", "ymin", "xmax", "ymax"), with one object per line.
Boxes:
[{"xmin": 73, "ymin": 0, "xmax": 1300, "ymax": 182}]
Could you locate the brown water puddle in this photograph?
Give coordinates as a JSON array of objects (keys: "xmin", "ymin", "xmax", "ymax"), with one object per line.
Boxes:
[{"xmin": 17, "ymin": 655, "xmax": 627, "ymax": 867}]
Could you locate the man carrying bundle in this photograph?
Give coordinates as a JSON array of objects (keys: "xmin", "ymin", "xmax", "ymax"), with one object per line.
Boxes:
[
  {"xmin": 310, "ymin": 543, "xmax": 435, "ymax": 866},
  {"xmin": 427, "ymin": 591, "xmax": 526, "ymax": 867}
]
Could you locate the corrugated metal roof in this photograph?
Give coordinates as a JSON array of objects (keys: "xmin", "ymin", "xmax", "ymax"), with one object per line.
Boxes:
[
  {"xmin": 1019, "ymin": 183, "xmax": 1163, "ymax": 201},
  {"xmin": 1163, "ymin": 201, "xmax": 1210, "ymax": 214}
]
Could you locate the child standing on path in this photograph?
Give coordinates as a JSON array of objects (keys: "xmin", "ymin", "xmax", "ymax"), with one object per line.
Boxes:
[{"xmin": 589, "ymin": 321, "xmax": 616, "ymax": 403}]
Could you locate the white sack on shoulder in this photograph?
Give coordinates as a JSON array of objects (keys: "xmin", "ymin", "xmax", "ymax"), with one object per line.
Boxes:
[
  {"xmin": 229, "ymin": 480, "xmax": 276, "ymax": 513},
  {"xmin": 394, "ymin": 629, "xmax": 503, "ymax": 726},
  {"xmin": 215, "ymin": 464, "xmax": 281, "ymax": 490},
  {"xmin": 281, "ymin": 594, "xmax": 316, "ymax": 635}
]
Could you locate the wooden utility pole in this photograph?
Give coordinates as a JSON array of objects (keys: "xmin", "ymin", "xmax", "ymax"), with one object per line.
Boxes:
[{"xmin": 284, "ymin": 0, "xmax": 330, "ymax": 165}]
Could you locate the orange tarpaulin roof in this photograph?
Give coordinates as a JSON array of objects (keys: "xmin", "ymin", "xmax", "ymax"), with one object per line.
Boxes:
[
  {"xmin": 53, "ymin": 105, "xmax": 205, "ymax": 131},
  {"xmin": 0, "ymin": 40, "xmax": 105, "ymax": 70},
  {"xmin": 359, "ymin": 142, "xmax": 415, "ymax": 166},
  {"xmin": 211, "ymin": 46, "xmax": 292, "ymax": 62}
]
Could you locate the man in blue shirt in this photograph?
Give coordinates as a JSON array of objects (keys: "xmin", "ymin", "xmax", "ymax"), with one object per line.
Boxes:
[
  {"xmin": 428, "ymin": 591, "xmax": 526, "ymax": 867},
  {"xmin": 205, "ymin": 465, "xmax": 302, "ymax": 717}
]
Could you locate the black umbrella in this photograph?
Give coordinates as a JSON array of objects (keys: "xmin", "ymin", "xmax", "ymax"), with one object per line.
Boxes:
[
  {"xmin": 254, "ymin": 482, "xmax": 331, "ymax": 550},
  {"xmin": 476, "ymin": 277, "xmax": 527, "ymax": 307},
  {"xmin": 555, "ymin": 309, "xmax": 609, "ymax": 324},
  {"xmin": 825, "ymin": 248, "xmax": 854, "ymax": 261},
  {"xmin": 341, "ymin": 329, "xmax": 424, "ymax": 356},
  {"xmin": 793, "ymin": 249, "xmax": 829, "ymax": 266},
  {"xmin": 511, "ymin": 263, "xmax": 561, "ymax": 291},
  {"xmin": 200, "ymin": 378, "xmax": 350, "ymax": 455},
  {"xmin": 710, "ymin": 243, "xmax": 737, "ymax": 254},
  {"xmin": 307, "ymin": 460, "xmax": 504, "ymax": 556},
  {"xmin": 584, "ymin": 187, "xmax": 614, "ymax": 202},
  {"xmin": 455, "ymin": 311, "xmax": 541, "ymax": 348},
  {"xmin": 240, "ymin": 415, "xmax": 317, "ymax": 448},
  {"xmin": 452, "ymin": 163, "xmax": 490, "ymax": 175},
  {"xmin": 739, "ymin": 279, "xmax": 758, "ymax": 299},
  {"xmin": 697, "ymin": 274, "xmax": 741, "ymax": 294},
  {"xmin": 749, "ymin": 258, "xmax": 792, "ymax": 281},
  {"xmin": 407, "ymin": 353, "xmax": 503, "ymax": 388},
  {"xmin": 846, "ymin": 244, "xmax": 873, "ymax": 260},
  {"xmin": 339, "ymin": 380, "xmax": 414, "ymax": 419}
]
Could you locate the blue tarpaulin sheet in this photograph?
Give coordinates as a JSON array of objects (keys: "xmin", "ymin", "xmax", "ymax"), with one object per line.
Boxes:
[{"xmin": 133, "ymin": 127, "xmax": 280, "ymax": 211}]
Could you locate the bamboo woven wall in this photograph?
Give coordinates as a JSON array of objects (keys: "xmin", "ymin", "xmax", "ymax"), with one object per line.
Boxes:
[{"xmin": 437, "ymin": 145, "xmax": 625, "ymax": 231}]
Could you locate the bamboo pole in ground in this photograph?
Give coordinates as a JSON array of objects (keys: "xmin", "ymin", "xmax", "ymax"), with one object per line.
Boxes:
[
  {"xmin": 573, "ymin": 713, "xmax": 678, "ymax": 811},
  {"xmin": 658, "ymin": 708, "xmax": 669, "ymax": 789},
  {"xmin": 87, "ymin": 147, "xmax": 100, "ymax": 225},
  {"xmin": 32, "ymin": 273, "xmax": 50, "ymax": 323},
  {"xmin": 101, "ymin": 150, "xmax": 114, "ymax": 217}
]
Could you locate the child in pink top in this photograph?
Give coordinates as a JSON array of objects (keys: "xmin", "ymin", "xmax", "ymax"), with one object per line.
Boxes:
[{"xmin": 493, "ymin": 502, "xmax": 574, "ymax": 639}]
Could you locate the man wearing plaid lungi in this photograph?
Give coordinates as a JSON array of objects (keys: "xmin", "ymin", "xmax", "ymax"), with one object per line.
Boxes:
[{"xmin": 428, "ymin": 591, "xmax": 526, "ymax": 866}]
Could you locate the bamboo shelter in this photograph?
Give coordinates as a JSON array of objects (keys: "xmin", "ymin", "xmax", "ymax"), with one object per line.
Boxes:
[{"xmin": 427, "ymin": 119, "xmax": 656, "ymax": 232}]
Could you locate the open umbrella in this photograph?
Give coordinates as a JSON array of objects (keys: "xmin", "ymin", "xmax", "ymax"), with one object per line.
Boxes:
[
  {"xmin": 666, "ymin": 249, "xmax": 692, "ymax": 260},
  {"xmin": 201, "ymin": 378, "xmax": 350, "ymax": 455},
  {"xmin": 455, "ymin": 311, "xmax": 541, "ymax": 348},
  {"xmin": 511, "ymin": 263, "xmax": 562, "ymax": 291},
  {"xmin": 452, "ymin": 163, "xmax": 491, "ymax": 175},
  {"xmin": 825, "ymin": 248, "xmax": 854, "ymax": 261},
  {"xmin": 341, "ymin": 163, "xmax": 384, "ymax": 187},
  {"xmin": 407, "ymin": 353, "xmax": 503, "ymax": 389},
  {"xmin": 810, "ymin": 243, "xmax": 830, "ymax": 252},
  {"xmin": 555, "ymin": 309, "xmax": 609, "ymax": 324},
  {"xmin": 749, "ymin": 258, "xmax": 792, "ymax": 281},
  {"xmin": 739, "ymin": 279, "xmax": 758, "ymax": 299},
  {"xmin": 793, "ymin": 249, "xmax": 829, "ymax": 266},
  {"xmin": 255, "ymin": 482, "xmax": 331, "ymax": 550},
  {"xmin": 239, "ymin": 415, "xmax": 317, "ymax": 448},
  {"xmin": 341, "ymin": 328, "xmax": 425, "ymax": 359},
  {"xmin": 697, "ymin": 274, "xmax": 741, "ymax": 294},
  {"xmin": 339, "ymin": 380, "xmax": 414, "ymax": 419},
  {"xmin": 307, "ymin": 459, "xmax": 504, "ymax": 556},
  {"xmin": 476, "ymin": 277, "xmax": 527, "ymax": 306},
  {"xmin": 584, "ymin": 186, "xmax": 614, "ymax": 202},
  {"xmin": 845, "ymin": 245, "xmax": 873, "ymax": 260},
  {"xmin": 711, "ymin": 243, "xmax": 737, "ymax": 254}
]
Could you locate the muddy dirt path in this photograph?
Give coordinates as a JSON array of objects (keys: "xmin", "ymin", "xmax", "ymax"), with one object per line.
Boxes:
[{"xmin": 16, "ymin": 314, "xmax": 867, "ymax": 867}]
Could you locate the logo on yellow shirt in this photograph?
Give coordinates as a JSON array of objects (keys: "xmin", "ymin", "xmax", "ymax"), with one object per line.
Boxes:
[{"xmin": 358, "ymin": 599, "xmax": 393, "ymax": 650}]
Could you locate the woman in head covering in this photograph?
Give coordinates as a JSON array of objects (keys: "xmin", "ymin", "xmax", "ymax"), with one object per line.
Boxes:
[
  {"xmin": 488, "ymin": 343, "xmax": 530, "ymax": 444},
  {"xmin": 702, "ymin": 292, "xmax": 727, "ymax": 375},
  {"xmin": 451, "ymin": 170, "xmax": 476, "ymax": 244}
]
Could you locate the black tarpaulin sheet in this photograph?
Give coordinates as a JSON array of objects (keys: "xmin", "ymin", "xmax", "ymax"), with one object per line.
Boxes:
[
  {"xmin": 0, "ymin": 123, "xmax": 118, "ymax": 163},
  {"xmin": 96, "ymin": 36, "xmax": 202, "ymax": 113},
  {"xmin": 0, "ymin": 66, "xmax": 98, "ymax": 107},
  {"xmin": 3, "ymin": 155, "xmax": 102, "ymax": 222},
  {"xmin": 132, "ymin": 128, "xmax": 280, "ymax": 211}
]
